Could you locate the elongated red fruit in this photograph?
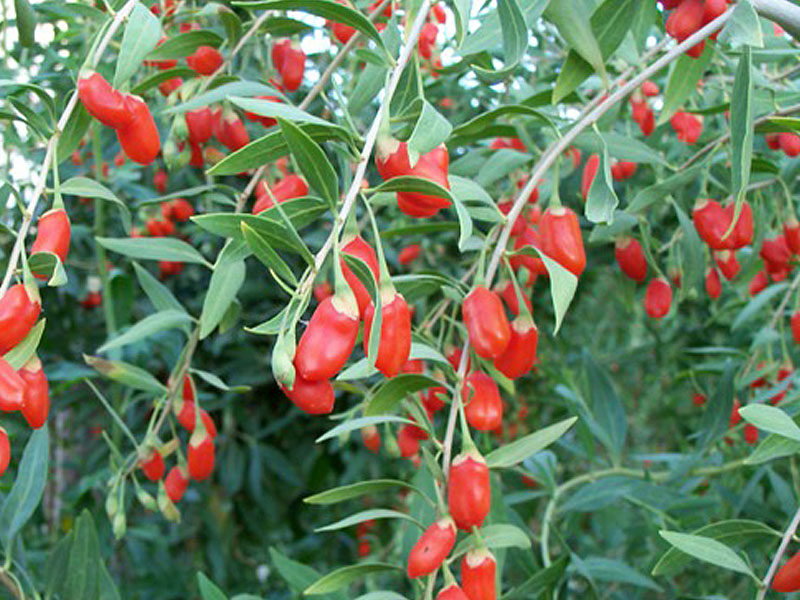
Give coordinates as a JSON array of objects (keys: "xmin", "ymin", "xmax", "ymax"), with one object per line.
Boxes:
[
  {"xmin": 116, "ymin": 95, "xmax": 160, "ymax": 165},
  {"xmin": 281, "ymin": 374, "xmax": 335, "ymax": 415},
  {"xmin": 363, "ymin": 291, "xmax": 412, "ymax": 378},
  {"xmin": 0, "ymin": 283, "xmax": 40, "ymax": 354},
  {"xmin": 18, "ymin": 355, "xmax": 49, "ymax": 428},
  {"xmin": 705, "ymin": 267, "xmax": 721, "ymax": 300},
  {"xmin": 496, "ymin": 280, "xmax": 532, "ymax": 316},
  {"xmin": 253, "ymin": 174, "xmax": 309, "ymax": 213},
  {"xmin": 773, "ymin": 550, "xmax": 800, "ymax": 592},
  {"xmin": 31, "ymin": 208, "xmax": 71, "ymax": 267},
  {"xmin": 399, "ymin": 244, "xmax": 421, "ymax": 265},
  {"xmin": 0, "ymin": 427, "xmax": 9, "ymax": 477},
  {"xmin": 791, "ymin": 311, "xmax": 800, "ymax": 345},
  {"xmin": 361, "ymin": 426, "xmax": 380, "ymax": 452},
  {"xmin": 581, "ymin": 154, "xmax": 599, "ymax": 199},
  {"xmin": 510, "ymin": 226, "xmax": 547, "ymax": 279},
  {"xmin": 614, "ymin": 237, "xmax": 646, "ymax": 282},
  {"xmin": 436, "ymin": 585, "xmax": 470, "ymax": 600},
  {"xmin": 462, "ymin": 372, "xmax": 503, "ymax": 431},
  {"xmin": 185, "ymin": 107, "xmax": 214, "ymax": 144},
  {"xmin": 165, "ymin": 465, "xmax": 189, "ymax": 502},
  {"xmin": 461, "ymin": 548, "xmax": 497, "ymax": 600},
  {"xmin": 540, "ymin": 206, "xmax": 586, "ymax": 276},
  {"xmin": 0, "ymin": 357, "xmax": 25, "ymax": 412},
  {"xmin": 187, "ymin": 429, "xmax": 215, "ymax": 481},
  {"xmin": 448, "ymin": 450, "xmax": 490, "ymax": 530},
  {"xmin": 340, "ymin": 235, "xmax": 380, "ymax": 318},
  {"xmin": 186, "ymin": 46, "xmax": 223, "ymax": 75},
  {"xmin": 644, "ymin": 278, "xmax": 672, "ymax": 319},
  {"xmin": 77, "ymin": 72, "xmax": 132, "ymax": 129},
  {"xmin": 407, "ymin": 516, "xmax": 457, "ymax": 578},
  {"xmin": 787, "ymin": 217, "xmax": 800, "ymax": 255},
  {"xmin": 140, "ymin": 448, "xmax": 165, "ymax": 482},
  {"xmin": 715, "ymin": 250, "xmax": 740, "ymax": 280},
  {"xmin": 462, "ymin": 286, "xmax": 511, "ymax": 359},
  {"xmin": 294, "ymin": 294, "xmax": 359, "ymax": 381},
  {"xmin": 493, "ymin": 315, "xmax": 538, "ymax": 380}
]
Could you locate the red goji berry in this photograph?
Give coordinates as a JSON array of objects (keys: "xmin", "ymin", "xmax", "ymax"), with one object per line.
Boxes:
[
  {"xmin": 493, "ymin": 315, "xmax": 538, "ymax": 380},
  {"xmin": 340, "ymin": 235, "xmax": 380, "ymax": 317},
  {"xmin": 281, "ymin": 374, "xmax": 335, "ymax": 415},
  {"xmin": 644, "ymin": 278, "xmax": 672, "ymax": 319},
  {"xmin": 363, "ymin": 291, "xmax": 412, "ymax": 378},
  {"xmin": 448, "ymin": 449, "xmax": 490, "ymax": 530},
  {"xmin": 461, "ymin": 548, "xmax": 497, "ymax": 600},
  {"xmin": 436, "ymin": 585, "xmax": 470, "ymax": 600},
  {"xmin": 77, "ymin": 72, "xmax": 132, "ymax": 129},
  {"xmin": 540, "ymin": 206, "xmax": 586, "ymax": 276},
  {"xmin": 0, "ymin": 427, "xmax": 9, "ymax": 477},
  {"xmin": 140, "ymin": 448, "xmax": 165, "ymax": 482},
  {"xmin": 187, "ymin": 429, "xmax": 215, "ymax": 481},
  {"xmin": 462, "ymin": 286, "xmax": 511, "ymax": 359},
  {"xmin": 462, "ymin": 372, "xmax": 503, "ymax": 431},
  {"xmin": 773, "ymin": 550, "xmax": 800, "ymax": 592},
  {"xmin": 0, "ymin": 357, "xmax": 25, "ymax": 413},
  {"xmin": 116, "ymin": 95, "xmax": 161, "ymax": 165},
  {"xmin": 165, "ymin": 465, "xmax": 189, "ymax": 502},
  {"xmin": 186, "ymin": 46, "xmax": 223, "ymax": 76},
  {"xmin": 0, "ymin": 283, "xmax": 41, "ymax": 354},
  {"xmin": 31, "ymin": 208, "xmax": 71, "ymax": 269},
  {"xmin": 407, "ymin": 516, "xmax": 457, "ymax": 578},
  {"xmin": 18, "ymin": 355, "xmax": 49, "ymax": 429}
]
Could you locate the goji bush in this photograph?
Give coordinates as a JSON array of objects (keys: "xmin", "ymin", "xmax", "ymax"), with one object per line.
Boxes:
[{"xmin": 1, "ymin": 0, "xmax": 800, "ymax": 599}]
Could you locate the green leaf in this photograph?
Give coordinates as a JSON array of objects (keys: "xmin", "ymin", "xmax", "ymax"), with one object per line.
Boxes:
[
  {"xmin": 96, "ymin": 237, "xmax": 208, "ymax": 265},
  {"xmin": 452, "ymin": 194, "xmax": 474, "ymax": 252},
  {"xmin": 229, "ymin": 96, "xmax": 328, "ymax": 126},
  {"xmin": 553, "ymin": 0, "xmax": 635, "ymax": 102},
  {"xmin": 698, "ymin": 359, "xmax": 736, "ymax": 449},
  {"xmin": 476, "ymin": 148, "xmax": 531, "ymax": 188},
  {"xmin": 57, "ymin": 104, "xmax": 92, "ymax": 162},
  {"xmin": 98, "ymin": 310, "xmax": 193, "ymax": 353},
  {"xmin": 132, "ymin": 262, "xmax": 186, "ymax": 314},
  {"xmin": 573, "ymin": 132, "xmax": 667, "ymax": 166},
  {"xmin": 585, "ymin": 135, "xmax": 618, "ymax": 224},
  {"xmin": 745, "ymin": 434, "xmax": 800, "ymax": 465},
  {"xmin": 200, "ymin": 241, "xmax": 247, "ymax": 339},
  {"xmin": 191, "ymin": 368, "xmax": 250, "ymax": 393},
  {"xmin": 530, "ymin": 248, "xmax": 578, "ymax": 335},
  {"xmin": 167, "ymin": 81, "xmax": 282, "ymax": 114},
  {"xmin": 278, "ymin": 118, "xmax": 338, "ymax": 207},
  {"xmin": 673, "ymin": 200, "xmax": 704, "ymax": 296},
  {"xmin": 371, "ymin": 175, "xmax": 455, "ymax": 205},
  {"xmin": 234, "ymin": 0, "xmax": 386, "ymax": 52},
  {"xmin": 209, "ymin": 124, "xmax": 353, "ymax": 175},
  {"xmin": 0, "ymin": 427, "xmax": 49, "ymax": 549},
  {"xmin": 316, "ymin": 416, "xmax": 413, "ymax": 443},
  {"xmin": 199, "ymin": 3, "xmax": 243, "ymax": 46},
  {"xmin": 452, "ymin": 524, "xmax": 531, "ymax": 558},
  {"xmin": 627, "ymin": 161, "xmax": 708, "ymax": 213},
  {"xmin": 473, "ymin": 0, "xmax": 528, "ymax": 78},
  {"xmin": 270, "ymin": 548, "xmax": 347, "ymax": 600},
  {"xmin": 718, "ymin": 0, "xmax": 763, "ymax": 49},
  {"xmin": 14, "ymin": 0, "xmax": 36, "ymax": 47},
  {"xmin": 659, "ymin": 49, "xmax": 714, "ymax": 125},
  {"xmin": 503, "ymin": 556, "xmax": 569, "ymax": 599},
  {"xmin": 460, "ymin": 0, "xmax": 548, "ymax": 56},
  {"xmin": 407, "ymin": 101, "xmax": 452, "ymax": 157},
  {"xmin": 316, "ymin": 508, "xmax": 423, "ymax": 532},
  {"xmin": 365, "ymin": 374, "xmax": 443, "ymax": 416},
  {"xmin": 61, "ymin": 177, "xmax": 132, "ymax": 232},
  {"xmin": 732, "ymin": 282, "xmax": 788, "ymax": 330},
  {"xmin": 241, "ymin": 222, "xmax": 297, "ymax": 285},
  {"xmin": 545, "ymin": 1, "xmax": 606, "ymax": 87},
  {"xmin": 4, "ymin": 318, "xmax": 45, "ymax": 370},
  {"xmin": 486, "ymin": 417, "xmax": 578, "ymax": 468},
  {"xmin": 84, "ymin": 355, "xmax": 168, "ymax": 394},
  {"xmin": 585, "ymin": 356, "xmax": 626, "ymax": 461},
  {"xmin": 305, "ymin": 479, "xmax": 418, "ymax": 505},
  {"xmin": 305, "ymin": 563, "xmax": 401, "ymax": 595},
  {"xmin": 114, "ymin": 2, "xmax": 162, "ymax": 88},
  {"xmin": 62, "ymin": 510, "xmax": 101, "ymax": 600},
  {"xmin": 739, "ymin": 404, "xmax": 800, "ymax": 442},
  {"xmin": 145, "ymin": 30, "xmax": 223, "ymax": 60},
  {"xmin": 197, "ymin": 573, "xmax": 228, "ymax": 600},
  {"xmin": 653, "ymin": 520, "xmax": 778, "ymax": 576},
  {"xmin": 131, "ymin": 66, "xmax": 196, "ymax": 95},
  {"xmin": 730, "ymin": 46, "xmax": 753, "ymax": 212},
  {"xmin": 451, "ymin": 0, "xmax": 471, "ymax": 46},
  {"xmin": 582, "ymin": 558, "xmax": 662, "ymax": 592},
  {"xmin": 658, "ymin": 530, "xmax": 757, "ymax": 578},
  {"xmin": 28, "ymin": 251, "xmax": 67, "ymax": 287}
]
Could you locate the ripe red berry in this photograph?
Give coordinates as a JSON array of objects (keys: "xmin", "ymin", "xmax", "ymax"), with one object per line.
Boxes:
[
  {"xmin": 186, "ymin": 46, "xmax": 223, "ymax": 76},
  {"xmin": 0, "ymin": 283, "xmax": 41, "ymax": 354},
  {"xmin": 540, "ymin": 206, "xmax": 586, "ymax": 276},
  {"xmin": 785, "ymin": 217, "xmax": 800, "ymax": 254},
  {"xmin": 773, "ymin": 550, "xmax": 800, "ymax": 592},
  {"xmin": 407, "ymin": 516, "xmax": 457, "ymax": 578},
  {"xmin": 281, "ymin": 374, "xmax": 335, "ymax": 415},
  {"xmin": 187, "ymin": 429, "xmax": 215, "ymax": 481},
  {"xmin": 744, "ymin": 424, "xmax": 758, "ymax": 445},
  {"xmin": 399, "ymin": 244, "xmax": 421, "ymax": 265},
  {"xmin": 77, "ymin": 72, "xmax": 132, "ymax": 129},
  {"xmin": 614, "ymin": 237, "xmax": 647, "ymax": 282},
  {"xmin": 18, "ymin": 356, "xmax": 49, "ymax": 429},
  {"xmin": 0, "ymin": 427, "xmax": 9, "ymax": 477},
  {"xmin": 581, "ymin": 154, "xmax": 599, "ymax": 199},
  {"xmin": 216, "ymin": 113, "xmax": 250, "ymax": 152},
  {"xmin": 780, "ymin": 132, "xmax": 800, "ymax": 157},
  {"xmin": 116, "ymin": 95, "xmax": 160, "ymax": 165},
  {"xmin": 0, "ymin": 357, "xmax": 25, "ymax": 413},
  {"xmin": 397, "ymin": 424, "xmax": 421, "ymax": 458},
  {"xmin": 340, "ymin": 235, "xmax": 380, "ymax": 318},
  {"xmin": 361, "ymin": 426, "xmax": 381, "ymax": 453},
  {"xmin": 692, "ymin": 392, "xmax": 707, "ymax": 406},
  {"xmin": 705, "ymin": 267, "xmax": 722, "ymax": 300},
  {"xmin": 462, "ymin": 372, "xmax": 503, "ymax": 431},
  {"xmin": 644, "ymin": 278, "xmax": 672, "ymax": 319},
  {"xmin": 462, "ymin": 286, "xmax": 511, "ymax": 359},
  {"xmin": 31, "ymin": 208, "xmax": 71, "ymax": 274},
  {"xmin": 165, "ymin": 465, "xmax": 189, "ymax": 502},
  {"xmin": 185, "ymin": 107, "xmax": 214, "ymax": 144},
  {"xmin": 671, "ymin": 111, "xmax": 703, "ymax": 143},
  {"xmin": 791, "ymin": 311, "xmax": 800, "ymax": 345},
  {"xmin": 253, "ymin": 174, "xmax": 309, "ymax": 213},
  {"xmin": 153, "ymin": 169, "xmax": 168, "ymax": 194},
  {"xmin": 641, "ymin": 80, "xmax": 659, "ymax": 96},
  {"xmin": 461, "ymin": 548, "xmax": 497, "ymax": 600},
  {"xmin": 436, "ymin": 585, "xmax": 470, "ymax": 600},
  {"xmin": 294, "ymin": 294, "xmax": 359, "ymax": 381},
  {"xmin": 493, "ymin": 315, "xmax": 538, "ymax": 380},
  {"xmin": 363, "ymin": 291, "xmax": 412, "ymax": 378},
  {"xmin": 140, "ymin": 448, "xmax": 165, "ymax": 482},
  {"xmin": 749, "ymin": 270, "xmax": 768, "ymax": 296},
  {"xmin": 448, "ymin": 450, "xmax": 491, "ymax": 530},
  {"xmin": 715, "ymin": 250, "xmax": 740, "ymax": 280}
]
